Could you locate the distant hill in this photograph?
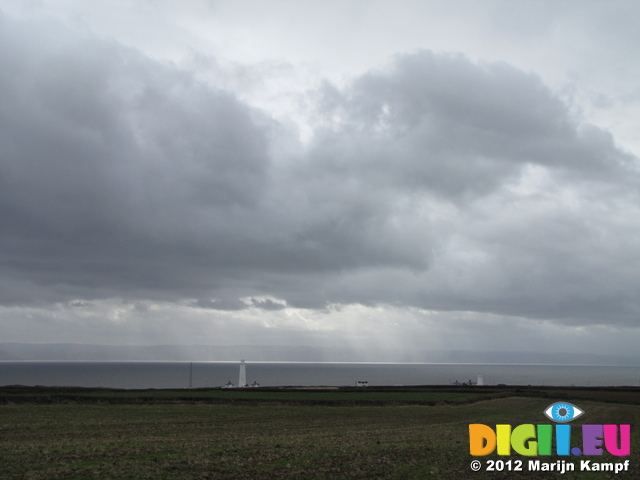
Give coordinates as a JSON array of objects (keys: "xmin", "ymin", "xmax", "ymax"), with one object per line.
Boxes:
[{"xmin": 0, "ymin": 342, "xmax": 637, "ymax": 365}]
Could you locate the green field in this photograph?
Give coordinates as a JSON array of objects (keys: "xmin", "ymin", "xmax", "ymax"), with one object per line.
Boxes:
[{"xmin": 1, "ymin": 386, "xmax": 638, "ymax": 479}]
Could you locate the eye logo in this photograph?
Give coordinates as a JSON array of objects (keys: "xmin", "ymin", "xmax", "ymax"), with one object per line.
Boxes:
[{"xmin": 543, "ymin": 402, "xmax": 584, "ymax": 423}]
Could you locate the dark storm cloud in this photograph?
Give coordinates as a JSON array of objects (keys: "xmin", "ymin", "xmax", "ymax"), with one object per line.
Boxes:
[
  {"xmin": 310, "ymin": 51, "xmax": 635, "ymax": 198},
  {"xmin": 280, "ymin": 51, "xmax": 640, "ymax": 325},
  {"xmin": 1, "ymin": 16, "xmax": 639, "ymax": 326},
  {"xmin": 0, "ymin": 17, "xmax": 273, "ymax": 303}
]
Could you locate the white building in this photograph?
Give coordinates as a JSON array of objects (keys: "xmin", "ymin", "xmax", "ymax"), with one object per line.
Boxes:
[{"xmin": 239, "ymin": 359, "xmax": 247, "ymax": 387}]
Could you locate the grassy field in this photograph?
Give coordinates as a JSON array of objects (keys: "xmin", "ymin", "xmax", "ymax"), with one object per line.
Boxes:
[{"xmin": 1, "ymin": 386, "xmax": 639, "ymax": 479}]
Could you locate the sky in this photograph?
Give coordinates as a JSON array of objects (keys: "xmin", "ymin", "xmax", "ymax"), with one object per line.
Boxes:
[{"xmin": 1, "ymin": 1, "xmax": 640, "ymax": 363}]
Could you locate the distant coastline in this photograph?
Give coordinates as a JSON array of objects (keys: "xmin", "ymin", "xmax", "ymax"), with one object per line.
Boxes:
[
  {"xmin": 2, "ymin": 359, "xmax": 639, "ymax": 389},
  {"xmin": 1, "ymin": 342, "xmax": 638, "ymax": 366}
]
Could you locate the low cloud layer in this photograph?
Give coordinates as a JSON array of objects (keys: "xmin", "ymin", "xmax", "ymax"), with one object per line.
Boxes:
[{"xmin": 1, "ymin": 12, "xmax": 639, "ymax": 353}]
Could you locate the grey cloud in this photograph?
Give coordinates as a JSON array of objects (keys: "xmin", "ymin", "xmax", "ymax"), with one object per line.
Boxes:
[
  {"xmin": 1, "ymin": 16, "xmax": 639, "ymax": 328},
  {"xmin": 287, "ymin": 52, "xmax": 640, "ymax": 322},
  {"xmin": 192, "ymin": 298, "xmax": 247, "ymax": 311},
  {"xmin": 0, "ymin": 17, "xmax": 272, "ymax": 302},
  {"xmin": 309, "ymin": 51, "xmax": 634, "ymax": 200},
  {"xmin": 250, "ymin": 298, "xmax": 287, "ymax": 311}
]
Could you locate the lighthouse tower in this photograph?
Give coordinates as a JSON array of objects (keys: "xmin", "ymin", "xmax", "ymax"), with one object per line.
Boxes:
[{"xmin": 239, "ymin": 359, "xmax": 247, "ymax": 388}]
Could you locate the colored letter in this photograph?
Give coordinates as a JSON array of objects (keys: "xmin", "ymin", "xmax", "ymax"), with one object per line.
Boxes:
[
  {"xmin": 496, "ymin": 424, "xmax": 511, "ymax": 455},
  {"xmin": 555, "ymin": 424, "xmax": 571, "ymax": 455},
  {"xmin": 582, "ymin": 425, "xmax": 604, "ymax": 455},
  {"xmin": 604, "ymin": 425, "xmax": 630, "ymax": 456},
  {"xmin": 511, "ymin": 424, "xmax": 537, "ymax": 456},
  {"xmin": 537, "ymin": 424, "xmax": 552, "ymax": 455},
  {"xmin": 469, "ymin": 424, "xmax": 496, "ymax": 456}
]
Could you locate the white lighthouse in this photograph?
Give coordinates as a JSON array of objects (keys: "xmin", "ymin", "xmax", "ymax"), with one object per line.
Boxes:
[{"xmin": 239, "ymin": 359, "xmax": 247, "ymax": 388}]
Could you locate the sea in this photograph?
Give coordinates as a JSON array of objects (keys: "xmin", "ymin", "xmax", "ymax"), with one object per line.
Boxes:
[{"xmin": 0, "ymin": 362, "xmax": 639, "ymax": 389}]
